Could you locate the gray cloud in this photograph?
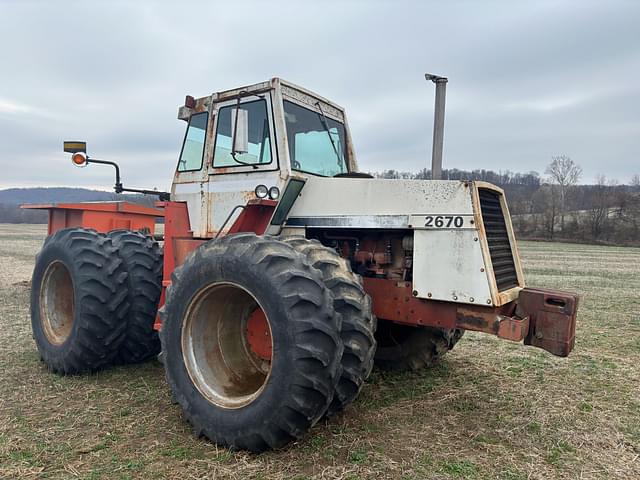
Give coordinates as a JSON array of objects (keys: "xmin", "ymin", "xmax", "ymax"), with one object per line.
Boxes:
[{"xmin": 0, "ymin": 0, "xmax": 638, "ymax": 190}]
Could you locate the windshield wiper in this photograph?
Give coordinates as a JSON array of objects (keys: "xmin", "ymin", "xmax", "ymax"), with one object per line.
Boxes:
[{"xmin": 314, "ymin": 101, "xmax": 344, "ymax": 173}]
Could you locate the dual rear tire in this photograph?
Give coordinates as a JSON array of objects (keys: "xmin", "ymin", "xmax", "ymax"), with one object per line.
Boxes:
[
  {"xmin": 30, "ymin": 228, "xmax": 162, "ymax": 374},
  {"xmin": 160, "ymin": 234, "xmax": 365, "ymax": 452}
]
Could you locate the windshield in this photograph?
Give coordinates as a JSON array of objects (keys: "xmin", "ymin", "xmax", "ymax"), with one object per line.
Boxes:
[{"xmin": 283, "ymin": 100, "xmax": 348, "ymax": 176}]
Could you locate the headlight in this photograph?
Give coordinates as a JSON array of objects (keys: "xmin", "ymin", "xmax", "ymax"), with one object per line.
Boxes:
[
  {"xmin": 268, "ymin": 186, "xmax": 280, "ymax": 200},
  {"xmin": 255, "ymin": 184, "xmax": 268, "ymax": 199}
]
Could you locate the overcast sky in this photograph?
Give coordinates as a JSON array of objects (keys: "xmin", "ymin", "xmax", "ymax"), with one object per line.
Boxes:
[{"xmin": 0, "ymin": 0, "xmax": 638, "ymax": 191}]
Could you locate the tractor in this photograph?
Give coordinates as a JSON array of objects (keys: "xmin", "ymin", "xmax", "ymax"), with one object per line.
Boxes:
[{"xmin": 26, "ymin": 78, "xmax": 579, "ymax": 452}]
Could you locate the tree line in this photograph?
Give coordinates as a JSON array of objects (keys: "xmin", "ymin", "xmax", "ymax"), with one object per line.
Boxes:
[{"xmin": 373, "ymin": 157, "xmax": 640, "ymax": 246}]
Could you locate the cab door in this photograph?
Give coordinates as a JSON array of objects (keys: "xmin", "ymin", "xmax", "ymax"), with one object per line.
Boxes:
[
  {"xmin": 171, "ymin": 109, "xmax": 211, "ymax": 237},
  {"xmin": 206, "ymin": 93, "xmax": 284, "ymax": 235}
]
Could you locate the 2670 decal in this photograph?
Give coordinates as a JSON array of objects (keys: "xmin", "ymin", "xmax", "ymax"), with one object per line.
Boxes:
[{"xmin": 424, "ymin": 215, "xmax": 464, "ymax": 228}]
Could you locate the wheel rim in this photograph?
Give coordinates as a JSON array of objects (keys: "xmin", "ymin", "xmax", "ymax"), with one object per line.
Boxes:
[
  {"xmin": 181, "ymin": 282, "xmax": 273, "ymax": 409},
  {"xmin": 40, "ymin": 261, "xmax": 75, "ymax": 345}
]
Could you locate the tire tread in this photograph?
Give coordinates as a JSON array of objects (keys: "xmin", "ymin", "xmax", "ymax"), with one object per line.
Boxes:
[
  {"xmin": 283, "ymin": 237, "xmax": 377, "ymax": 416},
  {"xmin": 107, "ymin": 230, "xmax": 163, "ymax": 364}
]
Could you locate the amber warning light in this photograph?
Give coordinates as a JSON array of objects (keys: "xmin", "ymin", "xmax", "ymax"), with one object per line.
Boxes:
[{"xmin": 72, "ymin": 152, "xmax": 88, "ymax": 167}]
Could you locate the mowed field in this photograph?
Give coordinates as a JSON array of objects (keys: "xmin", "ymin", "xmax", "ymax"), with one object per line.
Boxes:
[{"xmin": 0, "ymin": 224, "xmax": 638, "ymax": 480}]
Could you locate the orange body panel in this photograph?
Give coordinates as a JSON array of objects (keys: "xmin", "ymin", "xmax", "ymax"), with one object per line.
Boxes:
[
  {"xmin": 228, "ymin": 199, "xmax": 277, "ymax": 235},
  {"xmin": 22, "ymin": 202, "xmax": 163, "ymax": 235},
  {"xmin": 363, "ymin": 278, "xmax": 458, "ymax": 329},
  {"xmin": 152, "ymin": 199, "xmax": 276, "ymax": 331}
]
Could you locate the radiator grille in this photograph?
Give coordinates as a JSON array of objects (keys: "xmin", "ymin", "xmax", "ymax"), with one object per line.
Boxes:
[{"xmin": 478, "ymin": 189, "xmax": 519, "ymax": 291}]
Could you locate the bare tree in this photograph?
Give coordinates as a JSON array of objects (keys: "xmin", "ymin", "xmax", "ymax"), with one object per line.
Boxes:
[
  {"xmin": 588, "ymin": 174, "xmax": 610, "ymax": 239},
  {"xmin": 545, "ymin": 155, "xmax": 582, "ymax": 232},
  {"xmin": 532, "ymin": 185, "xmax": 559, "ymax": 239},
  {"xmin": 631, "ymin": 174, "xmax": 640, "ymax": 188},
  {"xmin": 628, "ymin": 186, "xmax": 640, "ymax": 241}
]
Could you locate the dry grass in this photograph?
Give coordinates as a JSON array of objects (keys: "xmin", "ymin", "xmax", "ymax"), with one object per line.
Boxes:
[{"xmin": 0, "ymin": 224, "xmax": 638, "ymax": 479}]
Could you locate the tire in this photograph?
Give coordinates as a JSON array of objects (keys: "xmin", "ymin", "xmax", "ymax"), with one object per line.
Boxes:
[
  {"xmin": 160, "ymin": 233, "xmax": 342, "ymax": 452},
  {"xmin": 108, "ymin": 230, "xmax": 163, "ymax": 364},
  {"xmin": 374, "ymin": 321, "xmax": 464, "ymax": 371},
  {"xmin": 283, "ymin": 237, "xmax": 376, "ymax": 416},
  {"xmin": 30, "ymin": 228, "xmax": 129, "ymax": 374}
]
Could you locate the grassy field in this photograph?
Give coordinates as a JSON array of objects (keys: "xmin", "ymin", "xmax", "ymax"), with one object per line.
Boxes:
[{"xmin": 0, "ymin": 224, "xmax": 638, "ymax": 480}]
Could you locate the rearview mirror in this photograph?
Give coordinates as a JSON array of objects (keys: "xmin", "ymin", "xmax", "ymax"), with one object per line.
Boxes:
[{"xmin": 231, "ymin": 108, "xmax": 249, "ymax": 155}]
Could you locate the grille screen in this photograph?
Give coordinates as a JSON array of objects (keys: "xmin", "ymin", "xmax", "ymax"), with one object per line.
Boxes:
[{"xmin": 478, "ymin": 189, "xmax": 519, "ymax": 291}]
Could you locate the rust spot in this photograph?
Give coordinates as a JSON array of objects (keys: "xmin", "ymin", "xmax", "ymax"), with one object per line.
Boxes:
[
  {"xmin": 456, "ymin": 312, "xmax": 493, "ymax": 332},
  {"xmin": 246, "ymin": 308, "xmax": 272, "ymax": 360},
  {"xmin": 243, "ymin": 190, "xmax": 256, "ymax": 203},
  {"xmin": 496, "ymin": 315, "xmax": 529, "ymax": 342}
]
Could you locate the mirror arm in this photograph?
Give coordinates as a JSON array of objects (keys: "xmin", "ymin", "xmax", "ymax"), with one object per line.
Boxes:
[
  {"xmin": 230, "ymin": 151, "xmax": 259, "ymax": 169},
  {"xmin": 85, "ymin": 157, "xmax": 171, "ymax": 201},
  {"xmin": 85, "ymin": 157, "xmax": 122, "ymax": 191},
  {"xmin": 119, "ymin": 186, "xmax": 171, "ymax": 201}
]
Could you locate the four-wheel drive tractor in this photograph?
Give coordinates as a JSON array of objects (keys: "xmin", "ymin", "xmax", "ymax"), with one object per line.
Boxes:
[{"xmin": 25, "ymin": 78, "xmax": 579, "ymax": 452}]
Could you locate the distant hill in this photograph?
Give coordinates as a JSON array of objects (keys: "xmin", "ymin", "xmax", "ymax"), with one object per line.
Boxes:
[
  {"xmin": 0, "ymin": 187, "xmax": 157, "ymax": 223},
  {"xmin": 0, "ymin": 187, "xmax": 120, "ymax": 205}
]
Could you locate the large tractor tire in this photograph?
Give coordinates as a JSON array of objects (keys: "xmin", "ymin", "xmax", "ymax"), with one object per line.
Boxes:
[
  {"xmin": 283, "ymin": 237, "xmax": 376, "ymax": 416},
  {"xmin": 374, "ymin": 321, "xmax": 464, "ymax": 371},
  {"xmin": 108, "ymin": 230, "xmax": 163, "ymax": 364},
  {"xmin": 30, "ymin": 228, "xmax": 129, "ymax": 374},
  {"xmin": 160, "ymin": 233, "xmax": 342, "ymax": 452}
]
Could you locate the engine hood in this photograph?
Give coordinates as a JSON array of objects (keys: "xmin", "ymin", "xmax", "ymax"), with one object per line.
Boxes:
[{"xmin": 284, "ymin": 177, "xmax": 474, "ymax": 226}]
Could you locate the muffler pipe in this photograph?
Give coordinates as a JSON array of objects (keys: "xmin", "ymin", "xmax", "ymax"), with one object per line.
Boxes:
[{"xmin": 425, "ymin": 73, "xmax": 448, "ymax": 180}]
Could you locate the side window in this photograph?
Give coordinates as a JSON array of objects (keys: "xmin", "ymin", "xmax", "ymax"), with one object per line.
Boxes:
[
  {"xmin": 213, "ymin": 99, "xmax": 272, "ymax": 168},
  {"xmin": 178, "ymin": 112, "xmax": 208, "ymax": 172}
]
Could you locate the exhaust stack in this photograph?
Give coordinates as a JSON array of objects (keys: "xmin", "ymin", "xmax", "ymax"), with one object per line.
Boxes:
[{"xmin": 425, "ymin": 73, "xmax": 448, "ymax": 180}]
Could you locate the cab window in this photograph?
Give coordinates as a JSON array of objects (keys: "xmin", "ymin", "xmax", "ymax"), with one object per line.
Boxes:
[
  {"xmin": 177, "ymin": 112, "xmax": 208, "ymax": 172},
  {"xmin": 284, "ymin": 100, "xmax": 347, "ymax": 176},
  {"xmin": 213, "ymin": 99, "xmax": 272, "ymax": 168}
]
